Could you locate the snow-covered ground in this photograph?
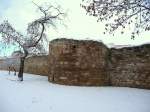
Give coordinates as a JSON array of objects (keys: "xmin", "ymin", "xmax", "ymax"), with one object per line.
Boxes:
[{"xmin": 0, "ymin": 70, "xmax": 150, "ymax": 112}]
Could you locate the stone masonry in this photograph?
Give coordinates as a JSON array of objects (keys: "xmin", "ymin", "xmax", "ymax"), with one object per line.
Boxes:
[
  {"xmin": 109, "ymin": 44, "xmax": 150, "ymax": 89},
  {"xmin": 0, "ymin": 55, "xmax": 48, "ymax": 76},
  {"xmin": 48, "ymin": 39, "xmax": 110, "ymax": 86},
  {"xmin": 48, "ymin": 39, "xmax": 150, "ymax": 89},
  {"xmin": 24, "ymin": 55, "xmax": 48, "ymax": 76},
  {"xmin": 0, "ymin": 38, "xmax": 150, "ymax": 89}
]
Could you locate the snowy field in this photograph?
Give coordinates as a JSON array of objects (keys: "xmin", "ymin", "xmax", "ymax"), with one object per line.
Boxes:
[{"xmin": 0, "ymin": 70, "xmax": 150, "ymax": 112}]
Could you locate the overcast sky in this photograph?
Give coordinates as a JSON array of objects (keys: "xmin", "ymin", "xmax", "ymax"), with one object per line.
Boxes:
[{"xmin": 0, "ymin": 0, "xmax": 150, "ymax": 56}]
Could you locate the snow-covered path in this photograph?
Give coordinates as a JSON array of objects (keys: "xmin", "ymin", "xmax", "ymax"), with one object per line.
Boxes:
[{"xmin": 0, "ymin": 70, "xmax": 150, "ymax": 112}]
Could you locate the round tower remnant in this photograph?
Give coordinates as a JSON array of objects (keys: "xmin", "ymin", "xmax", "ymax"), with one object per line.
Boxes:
[{"xmin": 48, "ymin": 38, "xmax": 110, "ymax": 86}]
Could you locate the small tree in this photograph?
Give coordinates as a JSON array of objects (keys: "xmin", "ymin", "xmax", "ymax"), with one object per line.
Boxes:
[
  {"xmin": 81, "ymin": 0, "xmax": 150, "ymax": 38},
  {"xmin": 0, "ymin": 2, "xmax": 65, "ymax": 81}
]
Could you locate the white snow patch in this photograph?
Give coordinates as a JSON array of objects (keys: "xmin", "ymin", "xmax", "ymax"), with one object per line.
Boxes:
[{"xmin": 0, "ymin": 70, "xmax": 150, "ymax": 112}]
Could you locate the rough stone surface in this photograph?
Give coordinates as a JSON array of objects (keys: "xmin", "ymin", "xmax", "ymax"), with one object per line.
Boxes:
[
  {"xmin": 24, "ymin": 55, "xmax": 49, "ymax": 76},
  {"xmin": 109, "ymin": 44, "xmax": 150, "ymax": 89},
  {"xmin": 0, "ymin": 38, "xmax": 150, "ymax": 89},
  {"xmin": 48, "ymin": 39, "xmax": 150, "ymax": 89},
  {"xmin": 0, "ymin": 55, "xmax": 48, "ymax": 76},
  {"xmin": 48, "ymin": 39, "xmax": 110, "ymax": 86},
  {"xmin": 0, "ymin": 58, "xmax": 20, "ymax": 71}
]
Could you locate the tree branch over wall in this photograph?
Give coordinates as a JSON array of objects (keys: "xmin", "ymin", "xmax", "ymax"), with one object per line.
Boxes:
[{"xmin": 81, "ymin": 0, "xmax": 150, "ymax": 39}]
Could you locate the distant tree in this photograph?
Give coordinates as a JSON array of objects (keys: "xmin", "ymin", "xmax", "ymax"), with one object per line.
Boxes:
[
  {"xmin": 81, "ymin": 0, "xmax": 150, "ymax": 39},
  {"xmin": 0, "ymin": 2, "xmax": 65, "ymax": 81}
]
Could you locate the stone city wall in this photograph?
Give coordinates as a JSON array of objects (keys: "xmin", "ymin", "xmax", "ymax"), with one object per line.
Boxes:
[
  {"xmin": 0, "ymin": 55, "xmax": 48, "ymax": 76},
  {"xmin": 109, "ymin": 44, "xmax": 150, "ymax": 89},
  {"xmin": 0, "ymin": 38, "xmax": 150, "ymax": 89},
  {"xmin": 48, "ymin": 39, "xmax": 150, "ymax": 89},
  {"xmin": 48, "ymin": 39, "xmax": 110, "ymax": 86}
]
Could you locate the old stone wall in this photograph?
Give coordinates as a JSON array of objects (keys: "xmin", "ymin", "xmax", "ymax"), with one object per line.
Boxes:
[
  {"xmin": 109, "ymin": 44, "xmax": 150, "ymax": 89},
  {"xmin": 24, "ymin": 55, "xmax": 49, "ymax": 76},
  {"xmin": 0, "ymin": 55, "xmax": 48, "ymax": 76},
  {"xmin": 48, "ymin": 39, "xmax": 110, "ymax": 86},
  {"xmin": 48, "ymin": 39, "xmax": 150, "ymax": 89},
  {"xmin": 0, "ymin": 58, "xmax": 20, "ymax": 71},
  {"xmin": 0, "ymin": 38, "xmax": 150, "ymax": 89}
]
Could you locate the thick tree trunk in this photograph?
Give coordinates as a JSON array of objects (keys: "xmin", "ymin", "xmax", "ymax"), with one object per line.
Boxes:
[
  {"xmin": 18, "ymin": 57, "xmax": 25, "ymax": 81},
  {"xmin": 18, "ymin": 48, "xmax": 28, "ymax": 81}
]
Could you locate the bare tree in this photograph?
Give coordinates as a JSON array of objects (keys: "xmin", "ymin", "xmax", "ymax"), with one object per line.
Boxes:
[
  {"xmin": 81, "ymin": 0, "xmax": 150, "ymax": 39},
  {"xmin": 0, "ymin": 2, "xmax": 65, "ymax": 81}
]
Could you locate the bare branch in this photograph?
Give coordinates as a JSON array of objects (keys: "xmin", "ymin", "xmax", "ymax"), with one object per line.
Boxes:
[
  {"xmin": 0, "ymin": 2, "xmax": 65, "ymax": 56},
  {"xmin": 81, "ymin": 0, "xmax": 150, "ymax": 38},
  {"xmin": 0, "ymin": 21, "xmax": 24, "ymax": 47}
]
